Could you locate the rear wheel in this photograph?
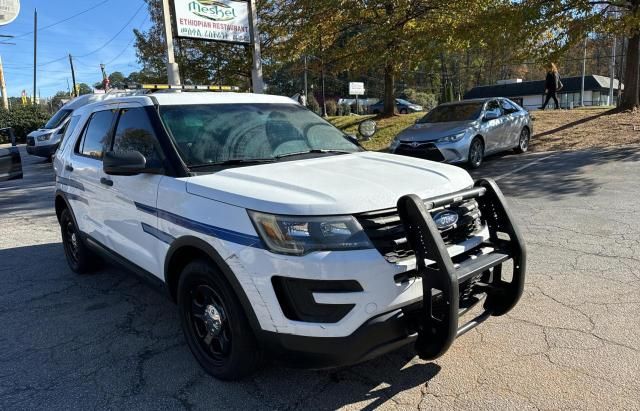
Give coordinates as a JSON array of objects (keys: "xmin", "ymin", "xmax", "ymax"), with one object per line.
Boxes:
[
  {"xmin": 467, "ymin": 137, "xmax": 484, "ymax": 169},
  {"xmin": 514, "ymin": 127, "xmax": 530, "ymax": 154},
  {"xmin": 178, "ymin": 259, "xmax": 261, "ymax": 380},
  {"xmin": 60, "ymin": 208, "xmax": 98, "ymax": 273}
]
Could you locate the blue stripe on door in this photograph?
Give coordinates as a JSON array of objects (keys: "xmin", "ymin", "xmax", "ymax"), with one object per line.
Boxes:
[
  {"xmin": 141, "ymin": 222, "xmax": 175, "ymax": 245},
  {"xmin": 134, "ymin": 202, "xmax": 264, "ymax": 249}
]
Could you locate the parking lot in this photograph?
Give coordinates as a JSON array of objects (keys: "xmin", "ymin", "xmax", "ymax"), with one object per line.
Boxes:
[{"xmin": 1, "ymin": 145, "xmax": 639, "ymax": 410}]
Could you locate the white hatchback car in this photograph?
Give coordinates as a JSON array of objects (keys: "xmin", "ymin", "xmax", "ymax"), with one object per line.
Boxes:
[{"xmin": 53, "ymin": 91, "xmax": 526, "ymax": 380}]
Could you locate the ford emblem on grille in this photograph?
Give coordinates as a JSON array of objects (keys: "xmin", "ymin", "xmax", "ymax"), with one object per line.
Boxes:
[{"xmin": 433, "ymin": 210, "xmax": 459, "ymax": 230}]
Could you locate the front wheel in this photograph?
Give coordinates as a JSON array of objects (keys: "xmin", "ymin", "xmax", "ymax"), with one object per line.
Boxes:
[
  {"xmin": 514, "ymin": 127, "xmax": 530, "ymax": 154},
  {"xmin": 178, "ymin": 259, "xmax": 261, "ymax": 380},
  {"xmin": 467, "ymin": 137, "xmax": 484, "ymax": 169},
  {"xmin": 399, "ymin": 108, "xmax": 408, "ymax": 114}
]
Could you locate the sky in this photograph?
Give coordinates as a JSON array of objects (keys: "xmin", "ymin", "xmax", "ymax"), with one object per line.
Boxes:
[{"xmin": 0, "ymin": 0, "xmax": 151, "ymax": 98}]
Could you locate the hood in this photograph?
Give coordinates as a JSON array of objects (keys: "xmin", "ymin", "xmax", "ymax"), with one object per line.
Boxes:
[
  {"xmin": 395, "ymin": 120, "xmax": 477, "ymax": 142},
  {"xmin": 27, "ymin": 128, "xmax": 55, "ymax": 137},
  {"xmin": 184, "ymin": 152, "xmax": 473, "ymax": 215}
]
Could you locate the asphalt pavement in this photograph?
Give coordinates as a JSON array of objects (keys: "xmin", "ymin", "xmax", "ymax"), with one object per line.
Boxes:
[{"xmin": 1, "ymin": 145, "xmax": 639, "ymax": 410}]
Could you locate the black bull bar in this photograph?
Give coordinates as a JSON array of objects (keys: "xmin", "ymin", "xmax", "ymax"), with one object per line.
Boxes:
[{"xmin": 397, "ymin": 178, "xmax": 526, "ymax": 360}]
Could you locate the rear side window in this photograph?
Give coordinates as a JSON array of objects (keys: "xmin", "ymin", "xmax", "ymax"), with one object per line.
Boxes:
[
  {"xmin": 59, "ymin": 115, "xmax": 81, "ymax": 152},
  {"xmin": 112, "ymin": 107, "xmax": 163, "ymax": 166},
  {"xmin": 77, "ymin": 110, "xmax": 116, "ymax": 159}
]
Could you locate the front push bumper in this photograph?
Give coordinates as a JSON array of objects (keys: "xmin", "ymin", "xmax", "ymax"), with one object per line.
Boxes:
[
  {"xmin": 261, "ymin": 178, "xmax": 526, "ymax": 368},
  {"xmin": 397, "ymin": 178, "xmax": 526, "ymax": 360}
]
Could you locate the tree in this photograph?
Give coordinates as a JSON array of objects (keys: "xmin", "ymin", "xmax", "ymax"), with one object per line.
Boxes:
[
  {"xmin": 108, "ymin": 72, "xmax": 127, "ymax": 88},
  {"xmin": 264, "ymin": 0, "xmax": 494, "ymax": 117},
  {"xmin": 77, "ymin": 83, "xmax": 92, "ymax": 95},
  {"xmin": 511, "ymin": 0, "xmax": 639, "ymax": 110}
]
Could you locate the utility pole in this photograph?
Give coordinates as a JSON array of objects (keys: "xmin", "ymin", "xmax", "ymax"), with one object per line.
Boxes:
[
  {"xmin": 66, "ymin": 78, "xmax": 71, "ymax": 95},
  {"xmin": 303, "ymin": 55, "xmax": 308, "ymax": 105},
  {"xmin": 248, "ymin": 0, "xmax": 264, "ymax": 93},
  {"xmin": 69, "ymin": 54, "xmax": 77, "ymax": 97},
  {"xmin": 0, "ymin": 56, "xmax": 8, "ymax": 110},
  {"xmin": 609, "ymin": 37, "xmax": 616, "ymax": 106},
  {"xmin": 161, "ymin": 0, "xmax": 181, "ymax": 85},
  {"xmin": 33, "ymin": 8, "xmax": 37, "ymax": 106},
  {"xmin": 580, "ymin": 36, "xmax": 587, "ymax": 106}
]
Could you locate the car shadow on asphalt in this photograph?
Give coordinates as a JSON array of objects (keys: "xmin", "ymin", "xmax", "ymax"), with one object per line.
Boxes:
[
  {"xmin": 0, "ymin": 242, "xmax": 442, "ymax": 409},
  {"xmin": 469, "ymin": 145, "xmax": 640, "ymax": 200}
]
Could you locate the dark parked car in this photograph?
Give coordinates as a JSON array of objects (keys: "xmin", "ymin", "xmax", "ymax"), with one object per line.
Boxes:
[{"xmin": 370, "ymin": 98, "xmax": 423, "ymax": 114}]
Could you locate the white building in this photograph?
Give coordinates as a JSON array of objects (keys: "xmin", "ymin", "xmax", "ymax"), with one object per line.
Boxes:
[{"xmin": 464, "ymin": 75, "xmax": 623, "ymax": 110}]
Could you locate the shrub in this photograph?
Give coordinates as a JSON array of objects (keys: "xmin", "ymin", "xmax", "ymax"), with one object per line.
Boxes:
[
  {"xmin": 339, "ymin": 102, "xmax": 351, "ymax": 116},
  {"xmin": 403, "ymin": 88, "xmax": 438, "ymax": 110},
  {"xmin": 307, "ymin": 94, "xmax": 321, "ymax": 115},
  {"xmin": 0, "ymin": 105, "xmax": 50, "ymax": 143},
  {"xmin": 325, "ymin": 100, "xmax": 338, "ymax": 116}
]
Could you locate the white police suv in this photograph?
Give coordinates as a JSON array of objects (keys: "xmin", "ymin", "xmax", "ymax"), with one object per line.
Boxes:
[{"xmin": 54, "ymin": 91, "xmax": 526, "ymax": 380}]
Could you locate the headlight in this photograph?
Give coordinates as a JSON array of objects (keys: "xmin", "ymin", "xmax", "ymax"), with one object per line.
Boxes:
[
  {"xmin": 437, "ymin": 132, "xmax": 466, "ymax": 143},
  {"xmin": 37, "ymin": 133, "xmax": 52, "ymax": 142},
  {"xmin": 390, "ymin": 138, "xmax": 400, "ymax": 150},
  {"xmin": 248, "ymin": 211, "xmax": 373, "ymax": 255}
]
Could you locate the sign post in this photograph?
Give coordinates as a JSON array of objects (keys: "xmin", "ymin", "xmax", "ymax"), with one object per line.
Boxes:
[
  {"xmin": 162, "ymin": 0, "xmax": 181, "ymax": 85},
  {"xmin": 349, "ymin": 82, "xmax": 365, "ymax": 115}
]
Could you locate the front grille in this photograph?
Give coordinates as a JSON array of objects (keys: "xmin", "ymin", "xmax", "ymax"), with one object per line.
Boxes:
[
  {"xmin": 356, "ymin": 199, "xmax": 483, "ymax": 263},
  {"xmin": 27, "ymin": 136, "xmax": 35, "ymax": 146},
  {"xmin": 394, "ymin": 142, "xmax": 445, "ymax": 162}
]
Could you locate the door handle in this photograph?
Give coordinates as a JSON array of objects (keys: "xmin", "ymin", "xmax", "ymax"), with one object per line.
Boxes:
[
  {"xmin": 65, "ymin": 164, "xmax": 74, "ymax": 172},
  {"xmin": 100, "ymin": 177, "xmax": 113, "ymax": 187}
]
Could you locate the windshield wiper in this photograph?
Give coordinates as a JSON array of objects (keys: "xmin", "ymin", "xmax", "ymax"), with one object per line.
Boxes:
[
  {"xmin": 189, "ymin": 158, "xmax": 276, "ymax": 169},
  {"xmin": 275, "ymin": 149, "xmax": 353, "ymax": 159}
]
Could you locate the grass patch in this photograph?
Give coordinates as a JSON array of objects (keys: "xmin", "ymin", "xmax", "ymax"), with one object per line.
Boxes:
[{"xmin": 328, "ymin": 113, "xmax": 423, "ymax": 151}]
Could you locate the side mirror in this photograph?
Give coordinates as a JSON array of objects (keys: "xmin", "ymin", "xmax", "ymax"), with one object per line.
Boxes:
[
  {"xmin": 483, "ymin": 111, "xmax": 499, "ymax": 121},
  {"xmin": 358, "ymin": 119, "xmax": 377, "ymax": 141},
  {"xmin": 103, "ymin": 151, "xmax": 149, "ymax": 176}
]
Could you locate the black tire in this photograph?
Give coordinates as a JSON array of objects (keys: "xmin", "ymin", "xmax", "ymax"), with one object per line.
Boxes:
[
  {"xmin": 514, "ymin": 127, "xmax": 530, "ymax": 154},
  {"xmin": 399, "ymin": 108, "xmax": 408, "ymax": 114},
  {"xmin": 467, "ymin": 137, "xmax": 484, "ymax": 169},
  {"xmin": 60, "ymin": 208, "xmax": 98, "ymax": 273},
  {"xmin": 178, "ymin": 259, "xmax": 261, "ymax": 380}
]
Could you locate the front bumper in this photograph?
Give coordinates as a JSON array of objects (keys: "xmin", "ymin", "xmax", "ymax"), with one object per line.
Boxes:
[
  {"xmin": 258, "ymin": 179, "xmax": 525, "ymax": 367},
  {"xmin": 26, "ymin": 142, "xmax": 58, "ymax": 158},
  {"xmin": 391, "ymin": 138, "xmax": 470, "ymax": 163}
]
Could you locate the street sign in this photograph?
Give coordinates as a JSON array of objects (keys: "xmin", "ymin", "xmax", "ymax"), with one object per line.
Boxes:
[
  {"xmin": 174, "ymin": 0, "xmax": 251, "ymax": 44},
  {"xmin": 0, "ymin": 0, "xmax": 20, "ymax": 26},
  {"xmin": 349, "ymin": 82, "xmax": 365, "ymax": 96}
]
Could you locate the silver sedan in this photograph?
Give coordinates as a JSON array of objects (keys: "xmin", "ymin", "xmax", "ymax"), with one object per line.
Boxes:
[{"xmin": 389, "ymin": 98, "xmax": 533, "ymax": 168}]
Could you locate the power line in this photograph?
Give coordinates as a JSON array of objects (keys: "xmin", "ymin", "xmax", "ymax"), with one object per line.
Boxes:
[
  {"xmin": 6, "ymin": 2, "xmax": 146, "ymax": 69},
  {"xmin": 13, "ymin": 0, "xmax": 113, "ymax": 39},
  {"xmin": 75, "ymin": 2, "xmax": 145, "ymax": 58}
]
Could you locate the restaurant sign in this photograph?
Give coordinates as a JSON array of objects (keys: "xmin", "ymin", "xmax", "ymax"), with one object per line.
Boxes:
[{"xmin": 174, "ymin": 0, "xmax": 250, "ymax": 44}]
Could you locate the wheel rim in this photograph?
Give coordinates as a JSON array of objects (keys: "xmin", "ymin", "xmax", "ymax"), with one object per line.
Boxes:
[
  {"xmin": 64, "ymin": 220, "xmax": 80, "ymax": 264},
  {"xmin": 470, "ymin": 141, "xmax": 483, "ymax": 166},
  {"xmin": 187, "ymin": 284, "xmax": 232, "ymax": 365},
  {"xmin": 519, "ymin": 129, "xmax": 530, "ymax": 151}
]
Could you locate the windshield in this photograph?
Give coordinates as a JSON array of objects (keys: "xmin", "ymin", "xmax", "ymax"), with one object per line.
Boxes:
[
  {"xmin": 396, "ymin": 99, "xmax": 412, "ymax": 105},
  {"xmin": 418, "ymin": 103, "xmax": 483, "ymax": 123},
  {"xmin": 44, "ymin": 109, "xmax": 72, "ymax": 129},
  {"xmin": 159, "ymin": 103, "xmax": 361, "ymax": 168}
]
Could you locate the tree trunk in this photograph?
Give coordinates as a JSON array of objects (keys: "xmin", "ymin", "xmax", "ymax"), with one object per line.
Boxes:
[
  {"xmin": 621, "ymin": 32, "xmax": 640, "ymax": 110},
  {"xmin": 383, "ymin": 62, "xmax": 396, "ymax": 117}
]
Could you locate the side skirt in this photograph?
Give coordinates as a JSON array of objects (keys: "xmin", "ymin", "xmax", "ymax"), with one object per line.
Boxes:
[{"xmin": 83, "ymin": 234, "xmax": 168, "ymax": 296}]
